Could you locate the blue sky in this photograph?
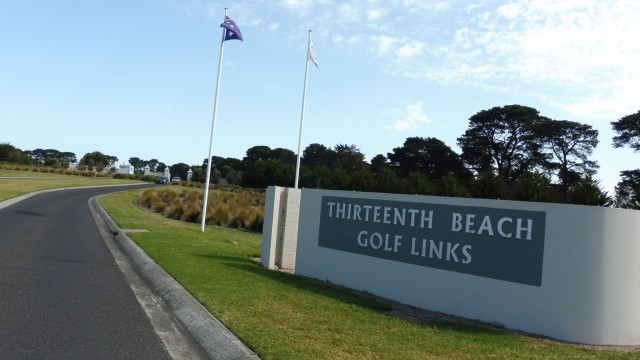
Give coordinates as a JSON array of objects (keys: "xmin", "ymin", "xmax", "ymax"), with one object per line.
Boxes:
[{"xmin": 2, "ymin": 0, "xmax": 638, "ymax": 193}]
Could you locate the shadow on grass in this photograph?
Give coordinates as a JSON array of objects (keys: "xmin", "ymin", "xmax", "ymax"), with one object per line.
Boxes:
[
  {"xmin": 190, "ymin": 252, "xmax": 522, "ymax": 343},
  {"xmin": 192, "ymin": 252, "xmax": 391, "ymax": 312}
]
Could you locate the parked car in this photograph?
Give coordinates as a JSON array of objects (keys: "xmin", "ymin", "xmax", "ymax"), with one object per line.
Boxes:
[
  {"xmin": 171, "ymin": 177, "xmax": 181, "ymax": 183},
  {"xmin": 155, "ymin": 176, "xmax": 168, "ymax": 184}
]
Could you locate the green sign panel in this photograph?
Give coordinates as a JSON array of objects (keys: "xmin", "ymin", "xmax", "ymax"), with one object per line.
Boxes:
[{"xmin": 318, "ymin": 196, "xmax": 546, "ymax": 286}]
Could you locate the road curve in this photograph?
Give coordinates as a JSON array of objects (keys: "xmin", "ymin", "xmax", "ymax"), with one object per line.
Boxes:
[{"xmin": 0, "ymin": 184, "xmax": 169, "ymax": 359}]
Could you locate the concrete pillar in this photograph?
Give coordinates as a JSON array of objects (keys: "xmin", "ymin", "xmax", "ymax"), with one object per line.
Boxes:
[
  {"xmin": 261, "ymin": 186, "xmax": 301, "ymax": 271},
  {"xmin": 144, "ymin": 165, "xmax": 150, "ymax": 176},
  {"xmin": 164, "ymin": 168, "xmax": 170, "ymax": 179},
  {"xmin": 187, "ymin": 169, "xmax": 193, "ymax": 181}
]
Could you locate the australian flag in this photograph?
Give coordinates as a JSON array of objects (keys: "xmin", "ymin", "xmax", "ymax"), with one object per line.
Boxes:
[{"xmin": 221, "ymin": 16, "xmax": 243, "ymax": 41}]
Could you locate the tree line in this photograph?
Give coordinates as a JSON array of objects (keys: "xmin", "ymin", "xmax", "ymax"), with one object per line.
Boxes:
[
  {"xmin": 189, "ymin": 105, "xmax": 640, "ymax": 208},
  {"xmin": 3, "ymin": 105, "xmax": 639, "ymax": 208}
]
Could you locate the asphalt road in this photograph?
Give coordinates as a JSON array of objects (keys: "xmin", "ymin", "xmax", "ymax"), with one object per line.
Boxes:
[{"xmin": 0, "ymin": 184, "xmax": 170, "ymax": 359}]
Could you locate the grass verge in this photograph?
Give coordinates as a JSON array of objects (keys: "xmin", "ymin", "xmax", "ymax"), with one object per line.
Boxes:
[
  {"xmin": 100, "ymin": 188, "xmax": 640, "ymax": 360},
  {"xmin": 0, "ymin": 170, "xmax": 141, "ymax": 202}
]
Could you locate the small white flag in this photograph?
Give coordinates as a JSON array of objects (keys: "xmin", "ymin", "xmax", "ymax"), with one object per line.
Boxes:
[{"xmin": 309, "ymin": 38, "xmax": 319, "ymax": 68}]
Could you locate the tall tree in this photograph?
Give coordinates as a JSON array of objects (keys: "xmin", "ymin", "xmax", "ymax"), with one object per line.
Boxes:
[
  {"xmin": 534, "ymin": 118, "xmax": 599, "ymax": 197},
  {"xmin": 146, "ymin": 159, "xmax": 160, "ymax": 172},
  {"xmin": 302, "ymin": 143, "xmax": 336, "ymax": 168},
  {"xmin": 611, "ymin": 110, "xmax": 640, "ymax": 151},
  {"xmin": 334, "ymin": 144, "xmax": 367, "ymax": 172},
  {"xmin": 458, "ymin": 105, "xmax": 544, "ymax": 183},
  {"xmin": 270, "ymin": 148, "xmax": 296, "ymax": 165},
  {"xmin": 388, "ymin": 137, "xmax": 470, "ymax": 181},
  {"xmin": 241, "ymin": 145, "xmax": 272, "ymax": 170},
  {"xmin": 61, "ymin": 152, "xmax": 77, "ymax": 165},
  {"xmin": 128, "ymin": 157, "xmax": 144, "ymax": 173},
  {"xmin": 370, "ymin": 154, "xmax": 388, "ymax": 175},
  {"xmin": 614, "ymin": 169, "xmax": 640, "ymax": 209},
  {"xmin": 611, "ymin": 111, "xmax": 640, "ymax": 207}
]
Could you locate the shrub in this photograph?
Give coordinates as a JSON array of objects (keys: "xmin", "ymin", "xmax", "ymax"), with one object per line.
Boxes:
[{"xmin": 138, "ymin": 187, "xmax": 265, "ymax": 232}]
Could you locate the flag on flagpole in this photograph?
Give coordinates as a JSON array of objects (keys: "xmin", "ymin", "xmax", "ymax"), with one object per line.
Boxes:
[
  {"xmin": 309, "ymin": 37, "xmax": 319, "ymax": 68},
  {"xmin": 221, "ymin": 15, "xmax": 243, "ymax": 41},
  {"xmin": 294, "ymin": 30, "xmax": 317, "ymax": 189},
  {"xmin": 201, "ymin": 10, "xmax": 242, "ymax": 232}
]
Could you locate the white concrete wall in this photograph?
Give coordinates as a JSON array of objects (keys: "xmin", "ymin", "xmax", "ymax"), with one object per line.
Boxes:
[
  {"xmin": 293, "ymin": 188, "xmax": 640, "ymax": 346},
  {"xmin": 280, "ymin": 188, "xmax": 300, "ymax": 270},
  {"xmin": 261, "ymin": 186, "xmax": 300, "ymax": 271}
]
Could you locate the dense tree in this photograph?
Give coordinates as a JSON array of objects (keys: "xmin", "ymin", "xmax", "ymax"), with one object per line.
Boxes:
[
  {"xmin": 510, "ymin": 172, "xmax": 556, "ymax": 203},
  {"xmin": 403, "ymin": 172, "xmax": 434, "ymax": 195},
  {"xmin": 370, "ymin": 154, "xmax": 388, "ymax": 175},
  {"xmin": 470, "ymin": 170, "xmax": 509, "ymax": 200},
  {"xmin": 169, "ymin": 163, "xmax": 190, "ymax": 180},
  {"xmin": 388, "ymin": 137, "xmax": 470, "ymax": 181},
  {"xmin": 374, "ymin": 168, "xmax": 401, "ymax": 193},
  {"xmin": 435, "ymin": 174, "xmax": 470, "ymax": 198},
  {"xmin": 611, "ymin": 111, "xmax": 640, "ymax": 208},
  {"xmin": 0, "ymin": 143, "xmax": 18, "ymax": 160},
  {"xmin": 0, "ymin": 143, "xmax": 31, "ymax": 164},
  {"xmin": 218, "ymin": 157, "xmax": 242, "ymax": 171},
  {"xmin": 614, "ymin": 170, "xmax": 640, "ymax": 209},
  {"xmin": 241, "ymin": 145, "xmax": 272, "ymax": 170},
  {"xmin": 348, "ymin": 168, "xmax": 375, "ymax": 192},
  {"xmin": 302, "ymin": 143, "xmax": 336, "ymax": 169},
  {"xmin": 28, "ymin": 148, "xmax": 75, "ymax": 167},
  {"xmin": 209, "ymin": 156, "xmax": 226, "ymax": 167},
  {"xmin": 458, "ymin": 105, "xmax": 544, "ymax": 183},
  {"xmin": 128, "ymin": 157, "xmax": 165, "ymax": 173},
  {"xmin": 611, "ymin": 110, "xmax": 640, "ymax": 151},
  {"xmin": 534, "ymin": 118, "xmax": 599, "ymax": 198},
  {"xmin": 78, "ymin": 151, "xmax": 115, "ymax": 172},
  {"xmin": 302, "ymin": 165, "xmax": 331, "ymax": 188},
  {"xmin": 568, "ymin": 177, "xmax": 612, "ymax": 206},
  {"xmin": 225, "ymin": 168, "xmax": 242, "ymax": 185},
  {"xmin": 334, "ymin": 144, "xmax": 367, "ymax": 172},
  {"xmin": 242, "ymin": 159, "xmax": 294, "ymax": 188},
  {"xmin": 270, "ymin": 148, "xmax": 296, "ymax": 165},
  {"xmin": 190, "ymin": 166, "xmax": 205, "ymax": 183},
  {"xmin": 128, "ymin": 157, "xmax": 144, "ymax": 173},
  {"xmin": 146, "ymin": 159, "xmax": 162, "ymax": 172}
]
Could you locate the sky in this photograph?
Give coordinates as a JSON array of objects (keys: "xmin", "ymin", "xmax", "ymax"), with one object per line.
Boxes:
[{"xmin": 2, "ymin": 0, "xmax": 639, "ymax": 193}]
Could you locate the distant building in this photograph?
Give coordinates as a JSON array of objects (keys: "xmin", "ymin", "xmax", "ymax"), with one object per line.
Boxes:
[{"xmin": 118, "ymin": 163, "xmax": 134, "ymax": 175}]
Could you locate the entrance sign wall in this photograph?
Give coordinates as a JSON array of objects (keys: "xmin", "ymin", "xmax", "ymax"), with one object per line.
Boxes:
[{"xmin": 262, "ymin": 186, "xmax": 640, "ymax": 345}]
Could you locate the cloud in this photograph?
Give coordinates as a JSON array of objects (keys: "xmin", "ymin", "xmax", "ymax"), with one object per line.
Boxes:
[
  {"xmin": 371, "ymin": 35, "xmax": 400, "ymax": 57},
  {"xmin": 199, "ymin": 0, "xmax": 639, "ymax": 121},
  {"xmin": 267, "ymin": 22, "xmax": 280, "ymax": 31},
  {"xmin": 367, "ymin": 8, "xmax": 385, "ymax": 21},
  {"xmin": 384, "ymin": 101, "xmax": 432, "ymax": 132},
  {"xmin": 396, "ymin": 40, "xmax": 425, "ymax": 58},
  {"xmin": 369, "ymin": 0, "xmax": 640, "ymax": 120}
]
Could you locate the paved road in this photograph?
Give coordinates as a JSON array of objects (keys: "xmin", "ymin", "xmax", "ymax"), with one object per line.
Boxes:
[{"xmin": 0, "ymin": 185, "xmax": 170, "ymax": 359}]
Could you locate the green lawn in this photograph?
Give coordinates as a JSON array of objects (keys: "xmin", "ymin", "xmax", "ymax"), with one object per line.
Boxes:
[
  {"xmin": 99, "ymin": 188, "xmax": 640, "ymax": 360},
  {"xmin": 0, "ymin": 169, "xmax": 141, "ymax": 202}
]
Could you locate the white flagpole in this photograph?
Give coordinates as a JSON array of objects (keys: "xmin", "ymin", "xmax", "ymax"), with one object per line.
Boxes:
[
  {"xmin": 294, "ymin": 30, "xmax": 313, "ymax": 189},
  {"xmin": 201, "ymin": 8, "xmax": 228, "ymax": 232}
]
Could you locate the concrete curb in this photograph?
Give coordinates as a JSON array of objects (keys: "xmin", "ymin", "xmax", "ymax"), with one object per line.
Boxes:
[{"xmin": 90, "ymin": 196, "xmax": 260, "ymax": 360}]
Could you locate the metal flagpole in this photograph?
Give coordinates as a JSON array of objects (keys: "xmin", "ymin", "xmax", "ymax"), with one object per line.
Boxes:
[
  {"xmin": 294, "ymin": 30, "xmax": 312, "ymax": 189},
  {"xmin": 201, "ymin": 8, "xmax": 228, "ymax": 232}
]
